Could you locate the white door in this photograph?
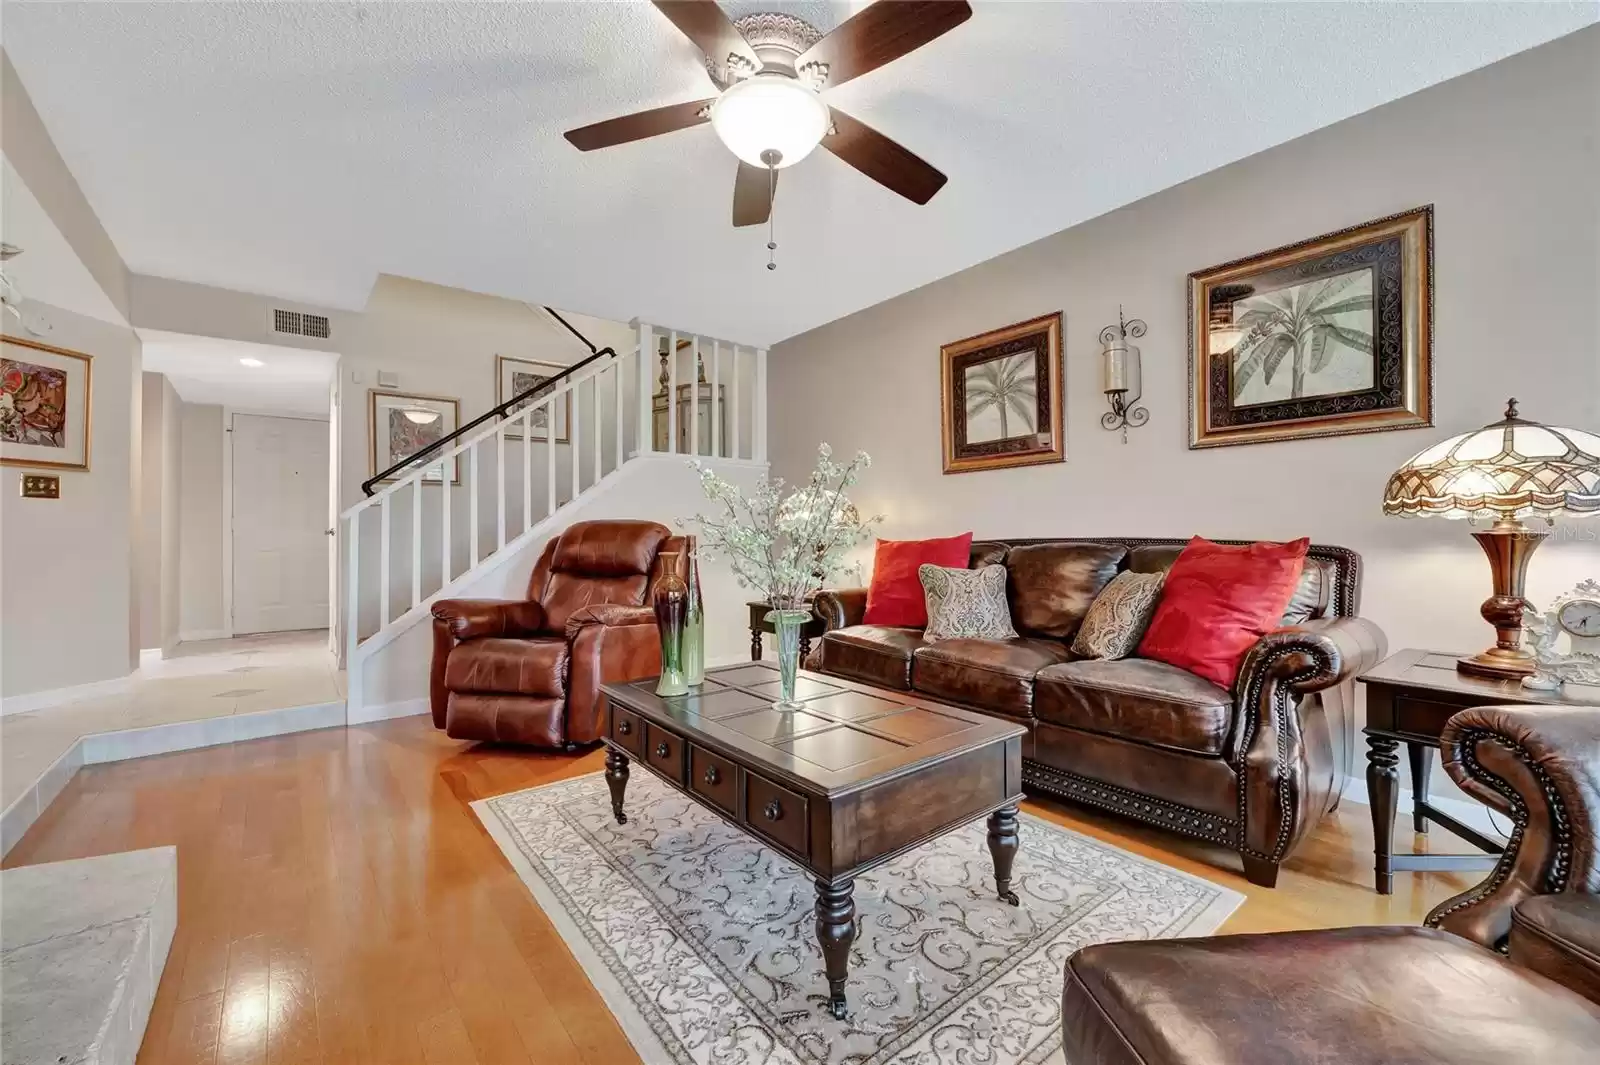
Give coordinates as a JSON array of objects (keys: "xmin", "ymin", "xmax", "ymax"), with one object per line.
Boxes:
[{"xmin": 232, "ymin": 413, "xmax": 330, "ymax": 634}]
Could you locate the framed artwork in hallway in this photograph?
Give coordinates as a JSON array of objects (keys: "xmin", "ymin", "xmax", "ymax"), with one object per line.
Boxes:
[
  {"xmin": 940, "ymin": 311, "xmax": 1064, "ymax": 474},
  {"xmin": 1188, "ymin": 205, "xmax": 1434, "ymax": 448},
  {"xmin": 0, "ymin": 336, "xmax": 92, "ymax": 471},
  {"xmin": 368, "ymin": 389, "xmax": 460, "ymax": 485},
  {"xmin": 498, "ymin": 355, "xmax": 571, "ymax": 444}
]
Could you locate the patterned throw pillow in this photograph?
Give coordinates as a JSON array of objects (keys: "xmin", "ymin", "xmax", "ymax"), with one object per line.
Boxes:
[
  {"xmin": 919, "ymin": 563, "xmax": 1019, "ymax": 642},
  {"xmin": 1071, "ymin": 571, "xmax": 1165, "ymax": 660}
]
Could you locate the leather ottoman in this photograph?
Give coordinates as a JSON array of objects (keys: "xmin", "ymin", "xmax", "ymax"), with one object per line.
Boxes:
[{"xmin": 1062, "ymin": 927, "xmax": 1600, "ymax": 1065}]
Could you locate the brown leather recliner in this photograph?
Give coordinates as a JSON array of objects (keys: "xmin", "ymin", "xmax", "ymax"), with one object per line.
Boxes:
[
  {"xmin": 429, "ymin": 520, "xmax": 683, "ymax": 747},
  {"xmin": 809, "ymin": 538, "xmax": 1386, "ymax": 887},
  {"xmin": 1060, "ymin": 704, "xmax": 1600, "ymax": 1064}
]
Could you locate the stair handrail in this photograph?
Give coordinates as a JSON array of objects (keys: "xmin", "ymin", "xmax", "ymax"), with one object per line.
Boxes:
[{"xmin": 360, "ymin": 306, "xmax": 613, "ymax": 495}]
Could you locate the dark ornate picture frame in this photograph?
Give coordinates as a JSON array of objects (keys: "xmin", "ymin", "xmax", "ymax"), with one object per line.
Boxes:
[
  {"xmin": 940, "ymin": 312, "xmax": 1063, "ymax": 474},
  {"xmin": 1188, "ymin": 206, "xmax": 1433, "ymax": 448}
]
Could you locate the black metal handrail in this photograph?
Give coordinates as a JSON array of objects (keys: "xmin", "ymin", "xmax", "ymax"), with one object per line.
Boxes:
[{"xmin": 361, "ymin": 308, "xmax": 618, "ymax": 495}]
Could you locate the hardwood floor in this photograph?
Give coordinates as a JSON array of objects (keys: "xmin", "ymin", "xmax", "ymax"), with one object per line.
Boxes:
[{"xmin": 4, "ymin": 717, "xmax": 1485, "ymax": 1065}]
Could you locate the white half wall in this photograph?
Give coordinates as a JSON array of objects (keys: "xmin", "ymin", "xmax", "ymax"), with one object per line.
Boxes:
[
  {"xmin": 769, "ymin": 31, "xmax": 1600, "ymax": 798},
  {"xmin": 353, "ymin": 455, "xmax": 766, "ymax": 719}
]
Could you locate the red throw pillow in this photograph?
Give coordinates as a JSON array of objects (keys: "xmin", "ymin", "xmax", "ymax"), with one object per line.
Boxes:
[
  {"xmin": 864, "ymin": 533, "xmax": 974, "ymax": 628},
  {"xmin": 1136, "ymin": 537, "xmax": 1310, "ymax": 689}
]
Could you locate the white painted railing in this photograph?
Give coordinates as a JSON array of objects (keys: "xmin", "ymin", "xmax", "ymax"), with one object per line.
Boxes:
[{"xmin": 338, "ymin": 321, "xmax": 765, "ymax": 701}]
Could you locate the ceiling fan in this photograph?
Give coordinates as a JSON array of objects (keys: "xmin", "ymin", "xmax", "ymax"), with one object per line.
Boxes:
[{"xmin": 563, "ymin": 1, "xmax": 972, "ymax": 228}]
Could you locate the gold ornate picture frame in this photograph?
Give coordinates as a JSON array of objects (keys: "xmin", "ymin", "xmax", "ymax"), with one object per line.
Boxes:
[
  {"xmin": 368, "ymin": 389, "xmax": 461, "ymax": 485},
  {"xmin": 1188, "ymin": 206, "xmax": 1433, "ymax": 449},
  {"xmin": 940, "ymin": 312, "xmax": 1064, "ymax": 474},
  {"xmin": 1, "ymin": 335, "xmax": 93, "ymax": 471}
]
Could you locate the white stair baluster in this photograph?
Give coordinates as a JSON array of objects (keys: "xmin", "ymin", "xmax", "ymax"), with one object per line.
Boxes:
[
  {"xmin": 410, "ymin": 478, "xmax": 421, "ymax": 609},
  {"xmin": 570, "ymin": 382, "xmax": 581, "ymax": 498},
  {"xmin": 732, "ymin": 344, "xmax": 742, "ymax": 460},
  {"xmin": 613, "ymin": 358, "xmax": 623, "ymax": 472},
  {"xmin": 690, "ymin": 335, "xmax": 701, "ymax": 456},
  {"xmin": 546, "ymin": 395, "xmax": 557, "ymax": 516},
  {"xmin": 496, "ymin": 423, "xmax": 507, "ymax": 551},
  {"xmin": 755, "ymin": 346, "xmax": 768, "ymax": 462},
  {"xmin": 636, "ymin": 322, "xmax": 652, "ymax": 454},
  {"xmin": 441, "ymin": 460, "xmax": 452, "ymax": 587},
  {"xmin": 469, "ymin": 441, "xmax": 480, "ymax": 568},
  {"xmin": 522, "ymin": 404, "xmax": 533, "ymax": 534},
  {"xmin": 379, "ymin": 494, "xmax": 391, "ymax": 626},
  {"xmin": 668, "ymin": 330, "xmax": 678, "ymax": 454},
  {"xmin": 712, "ymin": 339, "xmax": 722, "ymax": 458}
]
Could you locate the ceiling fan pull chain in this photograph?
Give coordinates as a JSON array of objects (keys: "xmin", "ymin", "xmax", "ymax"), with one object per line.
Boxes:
[{"xmin": 764, "ymin": 152, "xmax": 779, "ymax": 271}]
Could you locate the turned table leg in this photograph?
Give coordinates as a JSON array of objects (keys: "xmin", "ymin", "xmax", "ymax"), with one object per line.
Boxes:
[
  {"xmin": 814, "ymin": 878, "xmax": 856, "ymax": 1020},
  {"xmin": 750, "ymin": 628, "xmax": 763, "ymax": 662},
  {"xmin": 1366, "ymin": 735, "xmax": 1399, "ymax": 894},
  {"xmin": 987, "ymin": 803, "xmax": 1021, "ymax": 905},
  {"xmin": 605, "ymin": 747, "xmax": 630, "ymax": 825}
]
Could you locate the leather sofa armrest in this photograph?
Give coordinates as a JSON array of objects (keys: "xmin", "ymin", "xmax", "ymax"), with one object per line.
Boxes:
[
  {"xmin": 1429, "ymin": 705, "xmax": 1600, "ymax": 951},
  {"xmin": 564, "ymin": 604, "xmax": 661, "ymax": 745},
  {"xmin": 431, "ymin": 598, "xmax": 545, "ymax": 641},
  {"xmin": 1232, "ymin": 616, "xmax": 1388, "ymax": 866},
  {"xmin": 1510, "ymin": 895, "xmax": 1600, "ymax": 1006},
  {"xmin": 814, "ymin": 588, "xmax": 868, "ymax": 631}
]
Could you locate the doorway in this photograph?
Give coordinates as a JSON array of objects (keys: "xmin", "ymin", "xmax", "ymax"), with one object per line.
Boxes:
[{"xmin": 231, "ymin": 412, "xmax": 330, "ymax": 634}]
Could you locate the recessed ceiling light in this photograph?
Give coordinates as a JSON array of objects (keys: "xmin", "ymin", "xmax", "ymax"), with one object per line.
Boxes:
[{"xmin": 239, "ymin": 357, "xmax": 265, "ymax": 367}]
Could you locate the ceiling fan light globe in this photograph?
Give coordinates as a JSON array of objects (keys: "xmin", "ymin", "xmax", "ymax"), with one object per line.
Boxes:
[{"xmin": 710, "ymin": 74, "xmax": 829, "ymax": 169}]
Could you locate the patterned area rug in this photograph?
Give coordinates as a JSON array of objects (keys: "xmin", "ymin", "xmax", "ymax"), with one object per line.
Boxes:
[{"xmin": 475, "ymin": 772, "xmax": 1243, "ymax": 1065}]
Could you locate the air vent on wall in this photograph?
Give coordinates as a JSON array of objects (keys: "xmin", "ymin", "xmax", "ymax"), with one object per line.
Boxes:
[{"xmin": 272, "ymin": 308, "xmax": 331, "ymax": 339}]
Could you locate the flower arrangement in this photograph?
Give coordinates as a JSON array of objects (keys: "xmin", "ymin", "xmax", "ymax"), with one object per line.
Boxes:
[{"xmin": 687, "ymin": 443, "xmax": 880, "ymax": 610}]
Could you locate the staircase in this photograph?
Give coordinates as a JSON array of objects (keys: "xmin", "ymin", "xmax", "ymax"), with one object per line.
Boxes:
[{"xmin": 338, "ymin": 321, "xmax": 767, "ymax": 716}]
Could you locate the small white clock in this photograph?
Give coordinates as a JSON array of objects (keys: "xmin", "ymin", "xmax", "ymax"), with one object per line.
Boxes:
[
  {"xmin": 1523, "ymin": 579, "xmax": 1600, "ymax": 690},
  {"xmin": 1558, "ymin": 596, "xmax": 1600, "ymax": 641}
]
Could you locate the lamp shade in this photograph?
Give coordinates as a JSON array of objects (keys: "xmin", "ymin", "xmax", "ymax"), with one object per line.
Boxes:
[
  {"xmin": 710, "ymin": 74, "xmax": 830, "ymax": 169},
  {"xmin": 1383, "ymin": 399, "xmax": 1600, "ymax": 520}
]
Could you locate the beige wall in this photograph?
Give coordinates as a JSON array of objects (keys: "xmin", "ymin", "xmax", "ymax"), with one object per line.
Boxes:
[
  {"xmin": 1, "ymin": 311, "xmax": 141, "ymax": 698},
  {"xmin": 770, "ymin": 31, "xmax": 1600, "ymax": 774},
  {"xmin": 178, "ymin": 402, "xmax": 227, "ymax": 639},
  {"xmin": 137, "ymin": 372, "xmax": 181, "ymax": 652}
]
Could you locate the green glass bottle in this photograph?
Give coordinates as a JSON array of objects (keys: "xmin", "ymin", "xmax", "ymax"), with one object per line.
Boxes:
[
  {"xmin": 652, "ymin": 553, "xmax": 689, "ymax": 697},
  {"xmin": 683, "ymin": 538, "xmax": 705, "ymax": 686}
]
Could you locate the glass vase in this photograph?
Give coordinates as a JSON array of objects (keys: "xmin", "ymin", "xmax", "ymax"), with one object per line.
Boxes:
[
  {"xmin": 653, "ymin": 554, "xmax": 689, "ymax": 697},
  {"xmin": 683, "ymin": 541, "xmax": 705, "ymax": 686},
  {"xmin": 765, "ymin": 607, "xmax": 811, "ymax": 710}
]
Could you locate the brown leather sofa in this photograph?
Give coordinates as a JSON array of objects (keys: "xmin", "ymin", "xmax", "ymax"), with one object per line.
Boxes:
[
  {"xmin": 1061, "ymin": 704, "xmax": 1600, "ymax": 1064},
  {"xmin": 809, "ymin": 538, "xmax": 1385, "ymax": 886},
  {"xmin": 430, "ymin": 520, "xmax": 684, "ymax": 747}
]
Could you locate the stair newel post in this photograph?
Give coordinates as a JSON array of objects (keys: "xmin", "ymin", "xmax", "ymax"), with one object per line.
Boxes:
[
  {"xmin": 545, "ymin": 395, "xmax": 557, "ymax": 517},
  {"xmin": 344, "ymin": 509, "xmax": 361, "ymax": 706},
  {"xmin": 635, "ymin": 320, "xmax": 653, "ymax": 455}
]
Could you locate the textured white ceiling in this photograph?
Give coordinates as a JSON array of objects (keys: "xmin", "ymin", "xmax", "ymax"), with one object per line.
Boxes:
[
  {"xmin": 138, "ymin": 330, "xmax": 337, "ymax": 416},
  {"xmin": 4, "ymin": 2, "xmax": 1595, "ymax": 346}
]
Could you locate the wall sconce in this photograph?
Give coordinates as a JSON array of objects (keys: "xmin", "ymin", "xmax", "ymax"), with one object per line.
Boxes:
[{"xmin": 1099, "ymin": 308, "xmax": 1147, "ymax": 442}]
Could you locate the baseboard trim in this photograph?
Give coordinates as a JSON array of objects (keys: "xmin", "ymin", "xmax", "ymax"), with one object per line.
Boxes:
[
  {"xmin": 348, "ymin": 697, "xmax": 430, "ymax": 725},
  {"xmin": 0, "ymin": 674, "xmax": 134, "ymax": 717},
  {"xmin": 1339, "ymin": 774, "xmax": 1507, "ymax": 841},
  {"xmin": 1, "ymin": 700, "xmax": 347, "ymax": 858}
]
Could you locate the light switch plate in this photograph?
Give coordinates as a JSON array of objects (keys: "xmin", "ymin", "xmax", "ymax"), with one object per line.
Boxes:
[{"xmin": 20, "ymin": 473, "xmax": 60, "ymax": 499}]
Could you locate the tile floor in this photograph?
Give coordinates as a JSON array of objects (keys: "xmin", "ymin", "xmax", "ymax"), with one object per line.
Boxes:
[{"xmin": 2, "ymin": 630, "xmax": 341, "ymax": 811}]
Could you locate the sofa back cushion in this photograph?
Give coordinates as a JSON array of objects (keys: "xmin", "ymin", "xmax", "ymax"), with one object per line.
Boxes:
[
  {"xmin": 1004, "ymin": 542, "xmax": 1129, "ymax": 640},
  {"xmin": 530, "ymin": 520, "xmax": 671, "ymax": 632},
  {"xmin": 1136, "ymin": 537, "xmax": 1310, "ymax": 689}
]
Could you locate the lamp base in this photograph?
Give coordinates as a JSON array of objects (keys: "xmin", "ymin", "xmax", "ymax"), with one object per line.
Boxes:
[
  {"xmin": 1455, "ymin": 517, "xmax": 1548, "ymax": 681},
  {"xmin": 1457, "ymin": 647, "xmax": 1538, "ymax": 680}
]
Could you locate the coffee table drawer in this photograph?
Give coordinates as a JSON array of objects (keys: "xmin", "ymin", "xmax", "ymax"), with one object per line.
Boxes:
[
  {"xmin": 611, "ymin": 704, "xmax": 644, "ymax": 757},
  {"xmin": 645, "ymin": 723, "xmax": 686, "ymax": 784},
  {"xmin": 689, "ymin": 745, "xmax": 738, "ymax": 815},
  {"xmin": 745, "ymin": 771, "xmax": 808, "ymax": 858}
]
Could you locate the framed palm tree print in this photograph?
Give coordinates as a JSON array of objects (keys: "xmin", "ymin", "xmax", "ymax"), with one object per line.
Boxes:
[
  {"xmin": 1188, "ymin": 206, "xmax": 1433, "ymax": 448},
  {"xmin": 940, "ymin": 312, "xmax": 1063, "ymax": 474}
]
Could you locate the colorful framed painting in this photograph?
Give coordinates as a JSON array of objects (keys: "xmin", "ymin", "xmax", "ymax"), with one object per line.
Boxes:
[
  {"xmin": 1, "ymin": 336, "xmax": 93, "ymax": 471},
  {"xmin": 1188, "ymin": 206, "xmax": 1433, "ymax": 449},
  {"xmin": 497, "ymin": 355, "xmax": 570, "ymax": 444},
  {"xmin": 940, "ymin": 312, "xmax": 1063, "ymax": 474},
  {"xmin": 368, "ymin": 389, "xmax": 460, "ymax": 485}
]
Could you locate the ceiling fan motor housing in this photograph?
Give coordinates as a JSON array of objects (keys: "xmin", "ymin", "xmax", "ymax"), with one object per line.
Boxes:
[{"xmin": 706, "ymin": 12, "xmax": 828, "ymax": 88}]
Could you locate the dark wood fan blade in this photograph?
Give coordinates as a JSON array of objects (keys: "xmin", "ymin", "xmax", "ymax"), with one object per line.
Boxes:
[
  {"xmin": 563, "ymin": 98, "xmax": 715, "ymax": 151},
  {"xmin": 732, "ymin": 162, "xmax": 775, "ymax": 227},
  {"xmin": 822, "ymin": 109, "xmax": 947, "ymax": 205},
  {"xmin": 652, "ymin": 1, "xmax": 760, "ymax": 71},
  {"xmin": 794, "ymin": 1, "xmax": 971, "ymax": 89}
]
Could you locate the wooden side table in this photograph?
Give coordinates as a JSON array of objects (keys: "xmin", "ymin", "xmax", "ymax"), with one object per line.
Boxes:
[
  {"xmin": 745, "ymin": 600, "xmax": 828, "ymax": 662},
  {"xmin": 1356, "ymin": 648, "xmax": 1600, "ymax": 894}
]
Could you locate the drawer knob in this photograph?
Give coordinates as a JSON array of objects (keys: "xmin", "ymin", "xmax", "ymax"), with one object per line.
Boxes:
[
  {"xmin": 703, "ymin": 766, "xmax": 721, "ymax": 786},
  {"xmin": 617, "ymin": 720, "xmax": 632, "ymax": 736},
  {"xmin": 763, "ymin": 799, "xmax": 782, "ymax": 822},
  {"xmin": 655, "ymin": 742, "xmax": 670, "ymax": 758}
]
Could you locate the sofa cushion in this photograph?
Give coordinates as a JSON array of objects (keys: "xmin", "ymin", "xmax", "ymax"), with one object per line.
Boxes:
[
  {"xmin": 445, "ymin": 637, "xmax": 568, "ymax": 697},
  {"xmin": 816, "ymin": 626, "xmax": 927, "ymax": 691},
  {"xmin": 1071, "ymin": 570, "xmax": 1165, "ymax": 660},
  {"xmin": 1062, "ymin": 927, "xmax": 1600, "ymax": 1065},
  {"xmin": 1512, "ymin": 895, "xmax": 1600, "ymax": 1007},
  {"xmin": 1005, "ymin": 542, "xmax": 1128, "ymax": 640},
  {"xmin": 864, "ymin": 533, "xmax": 974, "ymax": 628},
  {"xmin": 1137, "ymin": 537, "xmax": 1309, "ymax": 689},
  {"xmin": 921, "ymin": 563, "xmax": 1018, "ymax": 642},
  {"xmin": 1034, "ymin": 658, "xmax": 1233, "ymax": 756},
  {"xmin": 912, "ymin": 637, "xmax": 1073, "ymax": 719}
]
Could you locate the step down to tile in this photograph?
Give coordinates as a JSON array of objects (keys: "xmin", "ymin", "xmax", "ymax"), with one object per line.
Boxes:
[{"xmin": 2, "ymin": 847, "xmax": 178, "ymax": 1065}]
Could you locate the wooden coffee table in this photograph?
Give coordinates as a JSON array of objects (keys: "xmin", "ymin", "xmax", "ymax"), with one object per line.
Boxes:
[{"xmin": 601, "ymin": 661, "xmax": 1026, "ymax": 1020}]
